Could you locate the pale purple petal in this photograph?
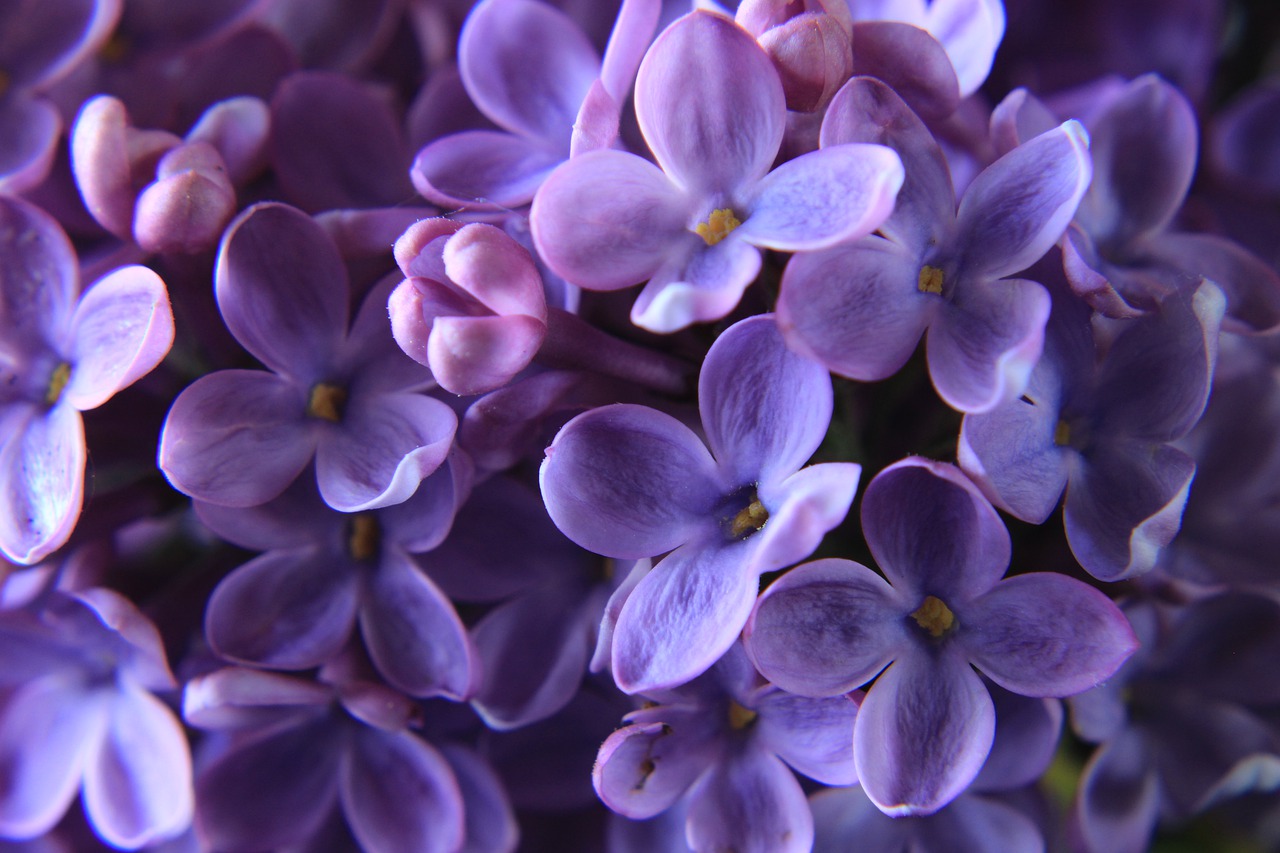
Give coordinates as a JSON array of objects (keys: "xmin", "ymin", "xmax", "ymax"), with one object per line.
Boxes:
[
  {"xmin": 989, "ymin": 88, "xmax": 1058, "ymax": 156},
  {"xmin": 182, "ymin": 668, "xmax": 330, "ymax": 730},
  {"xmin": 315, "ymin": 392, "xmax": 456, "ymax": 512},
  {"xmin": 1064, "ymin": 442, "xmax": 1196, "ymax": 581},
  {"xmin": 539, "ymin": 404, "xmax": 722, "ymax": 560},
  {"xmin": 848, "ymin": 22, "xmax": 960, "ymax": 120},
  {"xmin": 861, "ymin": 458, "xmax": 1010, "ymax": 603},
  {"xmin": 636, "ymin": 11, "xmax": 784, "ymax": 195},
  {"xmin": 185, "ymin": 96, "xmax": 271, "ymax": 185},
  {"xmin": 630, "ymin": 236, "xmax": 762, "ymax": 333},
  {"xmin": 0, "ymin": 404, "xmax": 84, "ymax": 566},
  {"xmin": 0, "ymin": 675, "xmax": 105, "ymax": 839},
  {"xmin": 591, "ymin": 558, "xmax": 650, "ymax": 674},
  {"xmin": 611, "ymin": 541, "xmax": 761, "ymax": 694},
  {"xmin": 736, "ymin": 143, "xmax": 904, "ymax": 251},
  {"xmin": 205, "ymin": 549, "xmax": 358, "ymax": 669},
  {"xmin": 955, "ymin": 121, "xmax": 1092, "ymax": 282},
  {"xmin": 744, "ymin": 558, "xmax": 907, "ymax": 697},
  {"xmin": 752, "ymin": 462, "xmax": 861, "ymax": 573},
  {"xmin": 412, "ymin": 131, "xmax": 564, "ymax": 209},
  {"xmin": 443, "ymin": 222, "xmax": 547, "ymax": 319},
  {"xmin": 82, "ymin": 686, "xmax": 193, "ymax": 849},
  {"xmin": 360, "ymin": 551, "xmax": 475, "ymax": 699},
  {"xmin": 531, "ymin": 150, "xmax": 689, "ymax": 291},
  {"xmin": 341, "ymin": 728, "xmax": 464, "ymax": 853},
  {"xmin": 777, "ymin": 237, "xmax": 931, "ymax": 381},
  {"xmin": 754, "ymin": 689, "xmax": 860, "ymax": 786},
  {"xmin": 600, "ymin": 0, "xmax": 661, "ymax": 103},
  {"xmin": 699, "ymin": 314, "xmax": 833, "ymax": 486},
  {"xmin": 570, "ymin": 78, "xmax": 622, "ymax": 156},
  {"xmin": 924, "ymin": 0, "xmax": 1005, "ymax": 96},
  {"xmin": 594, "ymin": 715, "xmax": 713, "ymax": 818},
  {"xmin": 960, "ymin": 573, "xmax": 1137, "ymax": 697},
  {"xmin": 0, "ymin": 196, "xmax": 77, "ymax": 348},
  {"xmin": 428, "ymin": 314, "xmax": 546, "ymax": 397},
  {"xmin": 926, "ymin": 276, "xmax": 1050, "ymax": 414},
  {"xmin": 855, "ymin": 650, "xmax": 995, "ymax": 816},
  {"xmin": 63, "ymin": 266, "xmax": 173, "ymax": 411},
  {"xmin": 158, "ymin": 370, "xmax": 312, "ymax": 507},
  {"xmin": 215, "ymin": 202, "xmax": 348, "ymax": 381},
  {"xmin": 459, "ymin": 0, "xmax": 599, "ymax": 141},
  {"xmin": 686, "ymin": 748, "xmax": 813, "ymax": 853}
]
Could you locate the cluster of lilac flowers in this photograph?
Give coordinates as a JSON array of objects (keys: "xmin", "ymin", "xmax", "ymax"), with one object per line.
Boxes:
[{"xmin": 1, "ymin": 0, "xmax": 1278, "ymax": 851}]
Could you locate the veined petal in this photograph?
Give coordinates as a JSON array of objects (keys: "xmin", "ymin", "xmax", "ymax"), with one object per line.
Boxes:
[
  {"xmin": 412, "ymin": 130, "xmax": 564, "ymax": 209},
  {"xmin": 594, "ymin": 717, "xmax": 712, "ymax": 819},
  {"xmin": 64, "ymin": 265, "xmax": 174, "ymax": 411},
  {"xmin": 754, "ymin": 689, "xmax": 860, "ymax": 786},
  {"xmin": 753, "ymin": 462, "xmax": 861, "ymax": 573},
  {"xmin": 0, "ymin": 403, "xmax": 84, "ymax": 566},
  {"xmin": 737, "ymin": 143, "xmax": 903, "ymax": 251},
  {"xmin": 955, "ymin": 121, "xmax": 1092, "ymax": 283},
  {"xmin": 745, "ymin": 558, "xmax": 906, "ymax": 697},
  {"xmin": 215, "ymin": 202, "xmax": 349, "ymax": 382},
  {"xmin": 540, "ymin": 404, "xmax": 721, "ymax": 560},
  {"xmin": 612, "ymin": 541, "xmax": 761, "ymax": 694},
  {"xmin": 699, "ymin": 314, "xmax": 833, "ymax": 486},
  {"xmin": 630, "ymin": 236, "xmax": 762, "ymax": 333},
  {"xmin": 861, "ymin": 458, "xmax": 1011, "ymax": 603},
  {"xmin": 960, "ymin": 573, "xmax": 1138, "ymax": 697},
  {"xmin": 82, "ymin": 685, "xmax": 193, "ymax": 849},
  {"xmin": 854, "ymin": 650, "xmax": 994, "ymax": 816},
  {"xmin": 686, "ymin": 748, "xmax": 813, "ymax": 853},
  {"xmin": 315, "ymin": 392, "xmax": 456, "ymax": 512},
  {"xmin": 0, "ymin": 195, "xmax": 77, "ymax": 349},
  {"xmin": 777, "ymin": 237, "xmax": 930, "ymax": 381},
  {"xmin": 531, "ymin": 149, "xmax": 689, "ymax": 291},
  {"xmin": 158, "ymin": 370, "xmax": 313, "ymax": 508},
  {"xmin": 636, "ymin": 11, "xmax": 784, "ymax": 195}
]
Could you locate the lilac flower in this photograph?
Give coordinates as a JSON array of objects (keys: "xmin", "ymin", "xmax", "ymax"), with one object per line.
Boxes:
[
  {"xmin": 778, "ymin": 77, "xmax": 1090, "ymax": 413},
  {"xmin": 194, "ymin": 458, "xmax": 476, "ymax": 699},
  {"xmin": 540, "ymin": 314, "xmax": 860, "ymax": 693},
  {"xmin": 531, "ymin": 11, "xmax": 904, "ymax": 333},
  {"xmin": 0, "ymin": 589, "xmax": 192, "ymax": 848},
  {"xmin": 595, "ymin": 643, "xmax": 859, "ymax": 853},
  {"xmin": 743, "ymin": 458, "xmax": 1136, "ymax": 815},
  {"xmin": 959, "ymin": 277, "xmax": 1224, "ymax": 581},
  {"xmin": 0, "ymin": 196, "xmax": 174, "ymax": 565},
  {"xmin": 734, "ymin": 0, "xmax": 854, "ymax": 113},
  {"xmin": 158, "ymin": 202, "xmax": 455, "ymax": 511}
]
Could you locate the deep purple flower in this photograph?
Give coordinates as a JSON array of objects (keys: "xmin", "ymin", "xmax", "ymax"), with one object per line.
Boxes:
[
  {"xmin": 531, "ymin": 10, "xmax": 904, "ymax": 333},
  {"xmin": 0, "ymin": 589, "xmax": 192, "ymax": 848},
  {"xmin": 595, "ymin": 643, "xmax": 859, "ymax": 853},
  {"xmin": 778, "ymin": 77, "xmax": 1090, "ymax": 413},
  {"xmin": 158, "ymin": 202, "xmax": 455, "ymax": 511},
  {"xmin": 743, "ymin": 458, "xmax": 1136, "ymax": 815},
  {"xmin": 540, "ymin": 314, "xmax": 860, "ymax": 693},
  {"xmin": 0, "ymin": 196, "xmax": 174, "ymax": 565}
]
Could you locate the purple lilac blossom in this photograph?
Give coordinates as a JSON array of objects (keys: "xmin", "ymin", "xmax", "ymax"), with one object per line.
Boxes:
[
  {"xmin": 158, "ymin": 201, "xmax": 456, "ymax": 511},
  {"xmin": 959, "ymin": 276, "xmax": 1224, "ymax": 581},
  {"xmin": 594, "ymin": 642, "xmax": 859, "ymax": 853},
  {"xmin": 777, "ymin": 76, "xmax": 1090, "ymax": 413},
  {"xmin": 540, "ymin": 313, "xmax": 860, "ymax": 693},
  {"xmin": 0, "ymin": 588, "xmax": 192, "ymax": 848},
  {"xmin": 0, "ymin": 195, "xmax": 174, "ymax": 565},
  {"xmin": 531, "ymin": 10, "xmax": 904, "ymax": 333},
  {"xmin": 743, "ymin": 458, "xmax": 1136, "ymax": 816}
]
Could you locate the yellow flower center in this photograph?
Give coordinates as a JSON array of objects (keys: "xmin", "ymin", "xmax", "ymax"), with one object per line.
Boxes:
[
  {"xmin": 910, "ymin": 595, "xmax": 957, "ymax": 638},
  {"xmin": 917, "ymin": 265, "xmax": 945, "ymax": 295},
  {"xmin": 45, "ymin": 362, "xmax": 71, "ymax": 405},
  {"xmin": 346, "ymin": 514, "xmax": 381, "ymax": 561},
  {"xmin": 307, "ymin": 382, "xmax": 347, "ymax": 422},
  {"xmin": 727, "ymin": 701, "xmax": 758, "ymax": 730},
  {"xmin": 1053, "ymin": 420, "xmax": 1071, "ymax": 447},
  {"xmin": 695, "ymin": 208, "xmax": 742, "ymax": 246},
  {"xmin": 728, "ymin": 498, "xmax": 768, "ymax": 539}
]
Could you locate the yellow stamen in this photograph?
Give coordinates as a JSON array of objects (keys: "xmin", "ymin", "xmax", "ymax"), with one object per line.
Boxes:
[
  {"xmin": 694, "ymin": 208, "xmax": 742, "ymax": 246},
  {"xmin": 729, "ymin": 499, "xmax": 768, "ymax": 539},
  {"xmin": 918, "ymin": 265, "xmax": 945, "ymax": 295},
  {"xmin": 307, "ymin": 382, "xmax": 347, "ymax": 422},
  {"xmin": 347, "ymin": 514, "xmax": 380, "ymax": 561},
  {"xmin": 45, "ymin": 362, "xmax": 71, "ymax": 405},
  {"xmin": 727, "ymin": 701, "xmax": 758, "ymax": 730},
  {"xmin": 1053, "ymin": 420, "xmax": 1071, "ymax": 447},
  {"xmin": 910, "ymin": 595, "xmax": 957, "ymax": 638}
]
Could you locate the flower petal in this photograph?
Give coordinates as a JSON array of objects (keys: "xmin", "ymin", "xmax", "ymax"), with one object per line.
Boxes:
[
  {"xmin": 539, "ymin": 404, "xmax": 722, "ymax": 560},
  {"xmin": 754, "ymin": 689, "xmax": 860, "ymax": 786},
  {"xmin": 961, "ymin": 573, "xmax": 1137, "ymax": 697},
  {"xmin": 848, "ymin": 22, "xmax": 960, "ymax": 120},
  {"xmin": 745, "ymin": 558, "xmax": 906, "ymax": 697},
  {"xmin": 0, "ymin": 403, "xmax": 84, "ymax": 565},
  {"xmin": 753, "ymin": 462, "xmax": 861, "ymax": 574},
  {"xmin": 593, "ymin": 717, "xmax": 713, "ymax": 819},
  {"xmin": 412, "ymin": 130, "xmax": 564, "ymax": 209},
  {"xmin": 1072, "ymin": 729, "xmax": 1159, "ymax": 853},
  {"xmin": 855, "ymin": 650, "xmax": 994, "ymax": 816},
  {"xmin": 0, "ymin": 195, "xmax": 77, "ymax": 349},
  {"xmin": 630, "ymin": 235, "xmax": 762, "ymax": 333},
  {"xmin": 158, "ymin": 370, "xmax": 312, "ymax": 508},
  {"xmin": 687, "ymin": 748, "xmax": 814, "ymax": 853},
  {"xmin": 0, "ymin": 95, "xmax": 60, "ymax": 196}
]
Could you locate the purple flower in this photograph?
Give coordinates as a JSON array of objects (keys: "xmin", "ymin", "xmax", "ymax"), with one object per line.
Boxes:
[
  {"xmin": 0, "ymin": 196, "xmax": 174, "ymax": 565},
  {"xmin": 743, "ymin": 458, "xmax": 1136, "ymax": 815},
  {"xmin": 0, "ymin": 589, "xmax": 192, "ymax": 848},
  {"xmin": 531, "ymin": 10, "xmax": 903, "ymax": 333},
  {"xmin": 540, "ymin": 314, "xmax": 860, "ymax": 693},
  {"xmin": 778, "ymin": 77, "xmax": 1091, "ymax": 413},
  {"xmin": 594, "ymin": 643, "xmax": 859, "ymax": 853},
  {"xmin": 158, "ymin": 202, "xmax": 455, "ymax": 511}
]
